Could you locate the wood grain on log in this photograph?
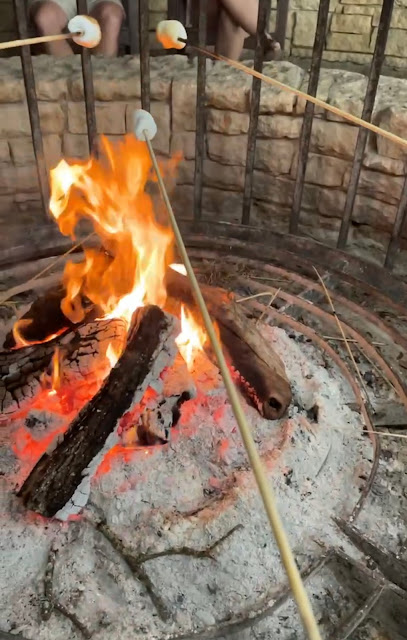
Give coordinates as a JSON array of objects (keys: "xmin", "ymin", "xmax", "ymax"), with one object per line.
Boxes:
[
  {"xmin": 18, "ymin": 306, "xmax": 176, "ymax": 518},
  {"xmin": 0, "ymin": 318, "xmax": 127, "ymax": 419},
  {"xmin": 165, "ymin": 269, "xmax": 291, "ymax": 420}
]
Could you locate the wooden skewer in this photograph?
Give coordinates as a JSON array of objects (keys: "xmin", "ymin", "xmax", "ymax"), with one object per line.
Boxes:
[
  {"xmin": 187, "ymin": 42, "xmax": 407, "ymax": 150},
  {"xmin": 144, "ymin": 131, "xmax": 322, "ymax": 640},
  {"xmin": 0, "ymin": 31, "xmax": 81, "ymax": 51}
]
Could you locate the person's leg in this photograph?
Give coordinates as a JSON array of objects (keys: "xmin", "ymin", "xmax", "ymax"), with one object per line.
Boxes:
[
  {"xmin": 216, "ymin": 7, "xmax": 246, "ymax": 60},
  {"xmin": 219, "ymin": 0, "xmax": 280, "ymax": 58},
  {"xmin": 90, "ymin": 0, "xmax": 124, "ymax": 56},
  {"xmin": 30, "ymin": 0, "xmax": 72, "ymax": 56}
]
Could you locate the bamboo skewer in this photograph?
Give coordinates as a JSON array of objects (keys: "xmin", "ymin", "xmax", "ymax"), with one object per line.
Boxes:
[
  {"xmin": 186, "ymin": 42, "xmax": 407, "ymax": 150},
  {"xmin": 0, "ymin": 31, "xmax": 81, "ymax": 51},
  {"xmin": 144, "ymin": 132, "xmax": 322, "ymax": 640}
]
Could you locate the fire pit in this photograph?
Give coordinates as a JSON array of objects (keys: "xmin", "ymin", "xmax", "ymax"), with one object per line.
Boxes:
[
  {"xmin": 1, "ymin": 132, "xmax": 407, "ymax": 639},
  {"xmin": 1, "ymin": 0, "xmax": 407, "ymax": 636}
]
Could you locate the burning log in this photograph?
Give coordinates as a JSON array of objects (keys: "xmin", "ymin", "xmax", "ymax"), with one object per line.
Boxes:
[
  {"xmin": 165, "ymin": 268, "xmax": 291, "ymax": 420},
  {"xmin": 0, "ymin": 317, "xmax": 127, "ymax": 419},
  {"xmin": 18, "ymin": 305, "xmax": 176, "ymax": 518}
]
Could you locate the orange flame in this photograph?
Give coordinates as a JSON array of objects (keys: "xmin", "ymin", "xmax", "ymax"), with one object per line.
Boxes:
[
  {"xmin": 49, "ymin": 347, "xmax": 62, "ymax": 395},
  {"xmin": 106, "ymin": 342, "xmax": 121, "ymax": 369},
  {"xmin": 49, "ymin": 135, "xmax": 174, "ymax": 327},
  {"xmin": 176, "ymin": 305, "xmax": 208, "ymax": 369}
]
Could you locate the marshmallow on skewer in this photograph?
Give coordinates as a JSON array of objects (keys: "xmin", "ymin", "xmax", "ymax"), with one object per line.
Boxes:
[
  {"xmin": 156, "ymin": 20, "xmax": 187, "ymax": 50},
  {"xmin": 68, "ymin": 15, "xmax": 101, "ymax": 49},
  {"xmin": 133, "ymin": 109, "xmax": 157, "ymax": 141}
]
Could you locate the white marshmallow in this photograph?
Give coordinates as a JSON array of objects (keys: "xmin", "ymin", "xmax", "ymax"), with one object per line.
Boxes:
[
  {"xmin": 156, "ymin": 20, "xmax": 187, "ymax": 50},
  {"xmin": 133, "ymin": 109, "xmax": 157, "ymax": 141},
  {"xmin": 68, "ymin": 15, "xmax": 101, "ymax": 48}
]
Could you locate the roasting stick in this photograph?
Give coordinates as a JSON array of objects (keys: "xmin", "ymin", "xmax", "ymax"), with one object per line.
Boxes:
[
  {"xmin": 133, "ymin": 109, "xmax": 322, "ymax": 640},
  {"xmin": 0, "ymin": 15, "xmax": 102, "ymax": 51},
  {"xmin": 156, "ymin": 20, "xmax": 407, "ymax": 151}
]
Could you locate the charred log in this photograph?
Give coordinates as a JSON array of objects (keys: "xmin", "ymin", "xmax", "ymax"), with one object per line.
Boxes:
[
  {"xmin": 18, "ymin": 305, "xmax": 176, "ymax": 518},
  {"xmin": 165, "ymin": 268, "xmax": 292, "ymax": 420},
  {"xmin": 0, "ymin": 317, "xmax": 127, "ymax": 419}
]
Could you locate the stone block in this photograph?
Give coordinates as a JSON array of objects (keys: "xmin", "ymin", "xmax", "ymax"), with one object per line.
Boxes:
[
  {"xmin": 39, "ymin": 103, "xmax": 65, "ymax": 134},
  {"xmin": 255, "ymin": 139, "xmax": 297, "ymax": 174},
  {"xmin": 326, "ymin": 75, "xmax": 368, "ymax": 121},
  {"xmin": 310, "ymin": 120, "xmax": 359, "ymax": 160},
  {"xmin": 376, "ymin": 107, "xmax": 407, "ymax": 160},
  {"xmin": 252, "ymin": 172, "xmax": 295, "ymax": 206},
  {"xmin": 177, "ymin": 159, "xmax": 245, "ymax": 191},
  {"xmin": 291, "ymin": 153, "xmax": 349, "ymax": 187},
  {"xmin": 171, "ymin": 131, "xmax": 196, "ymax": 160},
  {"xmin": 206, "ymin": 63, "xmax": 251, "ymax": 113},
  {"xmin": 326, "ymin": 32, "xmax": 373, "ymax": 52},
  {"xmin": 293, "ymin": 11, "xmax": 318, "ymax": 47},
  {"xmin": 0, "ymin": 140, "xmax": 9, "ymax": 162},
  {"xmin": 384, "ymin": 28, "xmax": 406, "ymax": 57},
  {"xmin": 0, "ymin": 194, "xmax": 14, "ymax": 214},
  {"xmin": 331, "ymin": 13, "xmax": 372, "ymax": 33},
  {"xmin": 363, "ymin": 150, "xmax": 406, "ymax": 175},
  {"xmin": 63, "ymin": 133, "xmax": 89, "ymax": 159},
  {"xmin": 9, "ymin": 135, "xmax": 62, "ymax": 169},
  {"xmin": 343, "ymin": 6, "xmax": 377, "ymax": 14},
  {"xmin": 260, "ymin": 62, "xmax": 305, "ymax": 114},
  {"xmin": 149, "ymin": 11, "xmax": 166, "ymax": 29},
  {"xmin": 68, "ymin": 102, "xmax": 126, "ymax": 135},
  {"xmin": 172, "ymin": 74, "xmax": 197, "ymax": 132},
  {"xmin": 207, "ymin": 109, "xmax": 250, "ymax": 135},
  {"xmin": 340, "ymin": 0, "xmax": 381, "ymax": 4},
  {"xmin": 347, "ymin": 168, "xmax": 404, "ymax": 204},
  {"xmin": 317, "ymin": 188, "xmax": 346, "ymax": 217},
  {"xmin": 0, "ymin": 104, "xmax": 30, "ymax": 137},
  {"xmin": 290, "ymin": 0, "xmax": 339, "ymax": 8},
  {"xmin": 0, "ymin": 164, "xmax": 39, "ymax": 193},
  {"xmin": 207, "ymin": 133, "xmax": 247, "ymax": 166},
  {"xmin": 322, "ymin": 50, "xmax": 374, "ymax": 64},
  {"xmin": 376, "ymin": 7, "xmax": 407, "ymax": 28},
  {"xmin": 257, "ymin": 115, "xmax": 303, "ymax": 138},
  {"xmin": 125, "ymin": 101, "xmax": 170, "ymax": 155},
  {"xmin": 353, "ymin": 194, "xmax": 397, "ymax": 231}
]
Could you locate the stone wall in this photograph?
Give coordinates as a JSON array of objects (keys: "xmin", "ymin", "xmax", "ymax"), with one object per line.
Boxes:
[
  {"xmin": 281, "ymin": 0, "xmax": 407, "ymax": 70},
  {"xmin": 0, "ymin": 54, "xmax": 406, "ymax": 266}
]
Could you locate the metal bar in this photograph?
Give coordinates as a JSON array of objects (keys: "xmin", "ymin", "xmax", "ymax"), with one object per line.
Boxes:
[
  {"xmin": 139, "ymin": 0, "xmax": 150, "ymax": 111},
  {"xmin": 127, "ymin": 0, "xmax": 140, "ymax": 54},
  {"xmin": 193, "ymin": 0, "xmax": 206, "ymax": 222},
  {"xmin": 275, "ymin": 0, "xmax": 289, "ymax": 50},
  {"xmin": 76, "ymin": 0, "xmax": 97, "ymax": 155},
  {"xmin": 289, "ymin": 0, "xmax": 330, "ymax": 235},
  {"xmin": 338, "ymin": 0, "xmax": 394, "ymax": 250},
  {"xmin": 13, "ymin": 0, "xmax": 50, "ymax": 219},
  {"xmin": 241, "ymin": 0, "xmax": 267, "ymax": 225},
  {"xmin": 167, "ymin": 0, "xmax": 185, "ymax": 21},
  {"xmin": 385, "ymin": 177, "xmax": 407, "ymax": 269}
]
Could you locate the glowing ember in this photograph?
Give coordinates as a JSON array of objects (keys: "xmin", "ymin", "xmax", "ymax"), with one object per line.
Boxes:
[
  {"xmin": 49, "ymin": 135, "xmax": 174, "ymax": 327},
  {"xmin": 176, "ymin": 305, "xmax": 207, "ymax": 369}
]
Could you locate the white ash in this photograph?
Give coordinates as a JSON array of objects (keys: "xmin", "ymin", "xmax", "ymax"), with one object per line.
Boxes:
[{"xmin": 0, "ymin": 323, "xmax": 374, "ymax": 640}]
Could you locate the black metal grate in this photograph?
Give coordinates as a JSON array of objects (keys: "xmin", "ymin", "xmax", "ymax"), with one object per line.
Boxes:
[{"xmin": 11, "ymin": 0, "xmax": 407, "ymax": 271}]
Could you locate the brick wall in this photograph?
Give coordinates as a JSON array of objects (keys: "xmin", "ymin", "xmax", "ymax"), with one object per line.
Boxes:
[{"xmin": 0, "ymin": 54, "xmax": 406, "ymax": 272}]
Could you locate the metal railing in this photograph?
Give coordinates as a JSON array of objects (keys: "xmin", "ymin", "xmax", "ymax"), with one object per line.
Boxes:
[{"xmin": 11, "ymin": 0, "xmax": 406, "ymax": 272}]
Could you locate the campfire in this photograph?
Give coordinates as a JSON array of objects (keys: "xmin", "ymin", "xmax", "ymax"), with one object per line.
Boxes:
[{"xmin": 1, "ymin": 134, "xmax": 291, "ymax": 519}]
